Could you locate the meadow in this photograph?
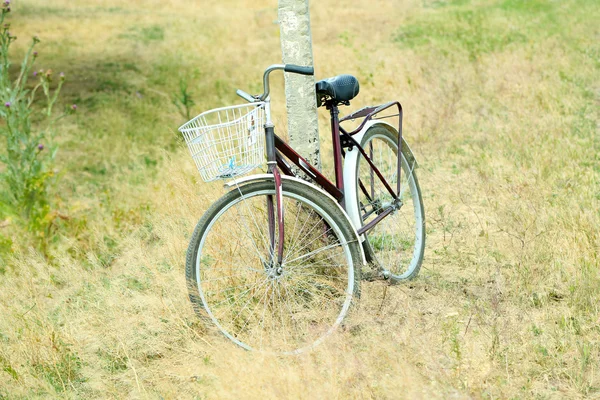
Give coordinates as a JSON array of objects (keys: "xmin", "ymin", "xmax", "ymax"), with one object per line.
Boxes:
[{"xmin": 0, "ymin": 0, "xmax": 598, "ymax": 398}]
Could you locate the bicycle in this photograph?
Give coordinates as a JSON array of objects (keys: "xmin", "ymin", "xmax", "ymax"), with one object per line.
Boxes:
[{"xmin": 178, "ymin": 64, "xmax": 425, "ymax": 354}]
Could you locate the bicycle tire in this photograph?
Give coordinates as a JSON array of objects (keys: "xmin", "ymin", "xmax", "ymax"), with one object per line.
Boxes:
[
  {"xmin": 349, "ymin": 125, "xmax": 425, "ymax": 280},
  {"xmin": 186, "ymin": 179, "xmax": 362, "ymax": 354}
]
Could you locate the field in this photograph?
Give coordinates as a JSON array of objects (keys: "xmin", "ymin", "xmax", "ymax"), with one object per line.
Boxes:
[{"xmin": 0, "ymin": 0, "xmax": 598, "ymax": 398}]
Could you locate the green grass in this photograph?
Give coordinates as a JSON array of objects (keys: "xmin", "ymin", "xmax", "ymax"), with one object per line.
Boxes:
[
  {"xmin": 119, "ymin": 25, "xmax": 165, "ymax": 43},
  {"xmin": 369, "ymin": 233, "xmax": 413, "ymax": 252},
  {"xmin": 393, "ymin": 0, "xmax": 571, "ymax": 56}
]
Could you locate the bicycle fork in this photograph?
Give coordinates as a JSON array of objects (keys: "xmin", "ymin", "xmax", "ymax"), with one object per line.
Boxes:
[{"xmin": 265, "ymin": 124, "xmax": 285, "ymax": 268}]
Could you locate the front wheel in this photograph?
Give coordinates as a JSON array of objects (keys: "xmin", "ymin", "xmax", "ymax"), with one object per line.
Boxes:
[
  {"xmin": 186, "ymin": 179, "xmax": 362, "ymax": 354},
  {"xmin": 346, "ymin": 125, "xmax": 425, "ymax": 281}
]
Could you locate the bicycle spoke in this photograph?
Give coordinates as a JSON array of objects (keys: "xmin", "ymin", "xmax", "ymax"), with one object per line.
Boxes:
[
  {"xmin": 233, "ymin": 184, "xmax": 274, "ymax": 260},
  {"xmin": 283, "ymin": 224, "xmax": 336, "ymax": 264},
  {"xmin": 235, "ymin": 280, "xmax": 272, "ymax": 339},
  {"xmin": 283, "ymin": 206, "xmax": 317, "ymax": 263},
  {"xmin": 284, "ymin": 240, "xmax": 354, "ymax": 265}
]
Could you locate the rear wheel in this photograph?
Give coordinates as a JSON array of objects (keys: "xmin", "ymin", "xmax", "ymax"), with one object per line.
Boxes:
[
  {"xmin": 353, "ymin": 126, "xmax": 425, "ymax": 280},
  {"xmin": 186, "ymin": 179, "xmax": 362, "ymax": 354}
]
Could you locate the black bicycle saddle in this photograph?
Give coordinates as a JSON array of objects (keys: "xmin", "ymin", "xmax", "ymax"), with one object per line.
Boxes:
[{"xmin": 316, "ymin": 74, "xmax": 360, "ymax": 106}]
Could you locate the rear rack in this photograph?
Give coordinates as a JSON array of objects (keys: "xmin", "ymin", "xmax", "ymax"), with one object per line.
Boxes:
[
  {"xmin": 338, "ymin": 100, "xmax": 406, "ymax": 201},
  {"xmin": 339, "ymin": 101, "xmax": 403, "ymax": 139}
]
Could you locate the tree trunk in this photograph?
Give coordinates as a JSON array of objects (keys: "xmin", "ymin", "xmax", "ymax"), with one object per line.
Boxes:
[{"xmin": 278, "ymin": 0, "xmax": 321, "ymax": 170}]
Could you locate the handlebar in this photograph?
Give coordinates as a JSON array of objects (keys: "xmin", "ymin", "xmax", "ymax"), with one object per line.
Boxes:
[{"xmin": 236, "ymin": 63, "xmax": 314, "ymax": 102}]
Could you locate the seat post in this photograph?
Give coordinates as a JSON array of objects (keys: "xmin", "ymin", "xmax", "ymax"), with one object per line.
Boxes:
[{"xmin": 327, "ymin": 101, "xmax": 345, "ymax": 206}]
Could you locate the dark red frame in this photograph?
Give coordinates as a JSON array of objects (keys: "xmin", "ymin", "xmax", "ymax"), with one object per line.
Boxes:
[{"xmin": 270, "ymin": 100, "xmax": 404, "ymax": 236}]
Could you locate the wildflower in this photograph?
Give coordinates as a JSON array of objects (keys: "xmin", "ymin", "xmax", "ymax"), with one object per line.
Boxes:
[
  {"xmin": 45, "ymin": 69, "xmax": 52, "ymax": 78},
  {"xmin": 33, "ymin": 51, "xmax": 38, "ymax": 58},
  {"xmin": 38, "ymin": 144, "xmax": 44, "ymax": 151},
  {"xmin": 3, "ymin": 1, "xmax": 9, "ymax": 6},
  {"xmin": 59, "ymin": 72, "xmax": 65, "ymax": 81},
  {"xmin": 33, "ymin": 71, "xmax": 37, "ymax": 77},
  {"xmin": 4, "ymin": 102, "xmax": 10, "ymax": 108},
  {"xmin": 71, "ymin": 104, "xmax": 77, "ymax": 111}
]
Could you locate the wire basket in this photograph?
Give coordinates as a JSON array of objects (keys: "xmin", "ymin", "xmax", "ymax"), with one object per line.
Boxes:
[{"xmin": 179, "ymin": 103, "xmax": 266, "ymax": 182}]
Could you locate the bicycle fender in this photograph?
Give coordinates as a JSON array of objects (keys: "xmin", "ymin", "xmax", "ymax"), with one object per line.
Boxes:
[
  {"xmin": 342, "ymin": 120, "xmax": 418, "ymax": 234},
  {"xmin": 224, "ymin": 174, "xmax": 367, "ymax": 266},
  {"xmin": 351, "ymin": 120, "xmax": 418, "ymax": 168}
]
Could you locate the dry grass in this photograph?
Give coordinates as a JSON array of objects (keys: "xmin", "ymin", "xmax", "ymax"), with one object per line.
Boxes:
[{"xmin": 0, "ymin": 0, "xmax": 598, "ymax": 398}]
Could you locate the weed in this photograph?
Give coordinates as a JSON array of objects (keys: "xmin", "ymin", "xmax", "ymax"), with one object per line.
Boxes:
[
  {"xmin": 575, "ymin": 341, "xmax": 593, "ymax": 393},
  {"xmin": 0, "ymin": 4, "xmax": 74, "ymax": 245},
  {"xmin": 0, "ymin": 352, "xmax": 18, "ymax": 381},
  {"xmin": 172, "ymin": 76, "xmax": 196, "ymax": 121},
  {"xmin": 442, "ymin": 316, "xmax": 462, "ymax": 365},
  {"xmin": 31, "ymin": 331, "xmax": 84, "ymax": 393},
  {"xmin": 97, "ymin": 348, "xmax": 128, "ymax": 373}
]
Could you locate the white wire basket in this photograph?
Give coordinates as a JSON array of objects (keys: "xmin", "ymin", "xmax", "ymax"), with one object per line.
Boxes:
[{"xmin": 179, "ymin": 103, "xmax": 266, "ymax": 182}]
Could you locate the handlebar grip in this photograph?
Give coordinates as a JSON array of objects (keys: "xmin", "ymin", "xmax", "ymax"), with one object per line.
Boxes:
[{"xmin": 284, "ymin": 64, "xmax": 314, "ymax": 76}]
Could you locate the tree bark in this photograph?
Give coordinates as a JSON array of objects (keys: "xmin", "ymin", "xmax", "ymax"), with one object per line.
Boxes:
[{"xmin": 278, "ymin": 0, "xmax": 321, "ymax": 170}]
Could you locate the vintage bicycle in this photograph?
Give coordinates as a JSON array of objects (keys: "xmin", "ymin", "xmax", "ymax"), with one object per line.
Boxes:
[{"xmin": 178, "ymin": 64, "xmax": 425, "ymax": 354}]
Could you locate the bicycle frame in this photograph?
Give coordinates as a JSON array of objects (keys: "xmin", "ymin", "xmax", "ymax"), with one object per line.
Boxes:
[
  {"xmin": 271, "ymin": 100, "xmax": 405, "ymax": 237},
  {"xmin": 233, "ymin": 64, "xmax": 409, "ymax": 265}
]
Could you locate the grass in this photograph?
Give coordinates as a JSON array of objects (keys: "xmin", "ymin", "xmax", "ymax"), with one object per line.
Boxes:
[{"xmin": 0, "ymin": 0, "xmax": 598, "ymax": 398}]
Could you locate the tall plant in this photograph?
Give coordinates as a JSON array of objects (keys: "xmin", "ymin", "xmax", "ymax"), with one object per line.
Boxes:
[{"xmin": 0, "ymin": 1, "xmax": 73, "ymax": 242}]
